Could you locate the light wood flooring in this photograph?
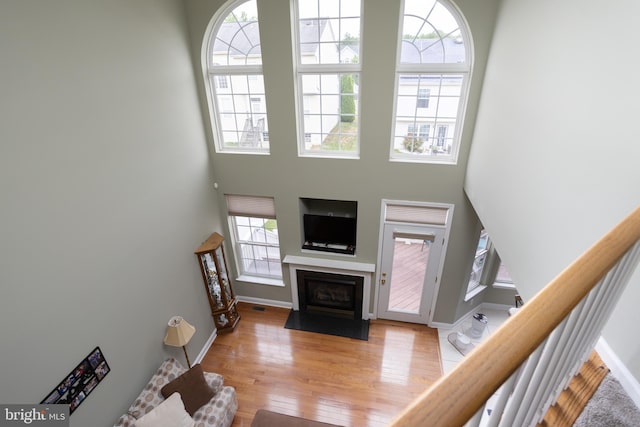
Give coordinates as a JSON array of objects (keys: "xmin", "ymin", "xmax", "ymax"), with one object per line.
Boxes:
[
  {"xmin": 388, "ymin": 239, "xmax": 429, "ymax": 313},
  {"xmin": 200, "ymin": 302, "xmax": 442, "ymax": 427}
]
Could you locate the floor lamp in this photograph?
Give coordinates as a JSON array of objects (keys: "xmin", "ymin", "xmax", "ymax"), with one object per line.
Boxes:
[{"xmin": 163, "ymin": 316, "xmax": 196, "ymax": 368}]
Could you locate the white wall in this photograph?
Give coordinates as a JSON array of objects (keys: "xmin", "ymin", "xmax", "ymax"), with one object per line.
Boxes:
[
  {"xmin": 0, "ymin": 1, "xmax": 220, "ymax": 425},
  {"xmin": 465, "ymin": 0, "xmax": 640, "ymax": 381}
]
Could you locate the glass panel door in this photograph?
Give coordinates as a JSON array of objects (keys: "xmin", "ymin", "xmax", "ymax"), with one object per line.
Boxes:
[
  {"xmin": 387, "ymin": 236, "xmax": 430, "ymax": 313},
  {"xmin": 377, "ymin": 224, "xmax": 444, "ymax": 324}
]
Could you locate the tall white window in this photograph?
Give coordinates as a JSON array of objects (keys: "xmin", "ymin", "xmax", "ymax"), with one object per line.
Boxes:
[
  {"xmin": 205, "ymin": 0, "xmax": 270, "ymax": 154},
  {"xmin": 467, "ymin": 229, "xmax": 488, "ymax": 298},
  {"xmin": 293, "ymin": 0, "xmax": 362, "ymax": 157},
  {"xmin": 466, "ymin": 229, "xmax": 517, "ymax": 300},
  {"xmin": 225, "ymin": 195, "xmax": 282, "ymax": 283},
  {"xmin": 391, "ymin": 0, "xmax": 472, "ymax": 163}
]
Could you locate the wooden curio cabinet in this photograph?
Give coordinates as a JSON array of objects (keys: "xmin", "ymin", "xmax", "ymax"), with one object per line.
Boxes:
[{"xmin": 195, "ymin": 232, "xmax": 240, "ymax": 333}]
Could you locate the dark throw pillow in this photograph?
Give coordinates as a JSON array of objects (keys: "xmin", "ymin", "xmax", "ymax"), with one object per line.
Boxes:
[{"xmin": 160, "ymin": 364, "xmax": 215, "ymax": 416}]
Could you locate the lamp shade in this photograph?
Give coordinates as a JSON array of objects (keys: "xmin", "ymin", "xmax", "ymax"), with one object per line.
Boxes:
[{"xmin": 163, "ymin": 316, "xmax": 195, "ymax": 347}]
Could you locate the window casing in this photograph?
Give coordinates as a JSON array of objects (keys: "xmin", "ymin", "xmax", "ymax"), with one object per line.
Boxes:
[
  {"xmin": 466, "ymin": 230, "xmax": 517, "ymax": 300},
  {"xmin": 494, "ymin": 261, "xmax": 515, "ymax": 288},
  {"xmin": 466, "ymin": 229, "xmax": 488, "ymax": 298},
  {"xmin": 391, "ymin": 0, "xmax": 472, "ymax": 164},
  {"xmin": 205, "ymin": 0, "xmax": 270, "ymax": 154},
  {"xmin": 225, "ymin": 195, "xmax": 283, "ymax": 284},
  {"xmin": 293, "ymin": 0, "xmax": 362, "ymax": 158}
]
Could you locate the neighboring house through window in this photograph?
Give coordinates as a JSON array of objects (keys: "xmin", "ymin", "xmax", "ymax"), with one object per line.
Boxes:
[
  {"xmin": 225, "ymin": 195, "xmax": 283, "ymax": 285},
  {"xmin": 204, "ymin": 0, "xmax": 270, "ymax": 154},
  {"xmin": 203, "ymin": 0, "xmax": 471, "ymax": 161},
  {"xmin": 417, "ymin": 88, "xmax": 431, "ymax": 108},
  {"xmin": 391, "ymin": 0, "xmax": 472, "ymax": 163},
  {"xmin": 293, "ymin": 0, "xmax": 362, "ymax": 157},
  {"xmin": 436, "ymin": 125, "xmax": 448, "ymax": 149},
  {"xmin": 216, "ymin": 74, "xmax": 228, "ymax": 89}
]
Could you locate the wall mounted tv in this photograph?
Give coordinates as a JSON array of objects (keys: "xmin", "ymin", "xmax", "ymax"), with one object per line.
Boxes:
[{"xmin": 303, "ymin": 214, "xmax": 357, "ymax": 254}]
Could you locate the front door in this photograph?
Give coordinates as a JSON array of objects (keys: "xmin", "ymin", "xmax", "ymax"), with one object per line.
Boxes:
[{"xmin": 376, "ymin": 223, "xmax": 445, "ymax": 324}]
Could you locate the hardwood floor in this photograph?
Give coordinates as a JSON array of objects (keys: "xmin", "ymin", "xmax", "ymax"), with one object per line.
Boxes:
[{"xmin": 200, "ymin": 302, "xmax": 443, "ymax": 427}]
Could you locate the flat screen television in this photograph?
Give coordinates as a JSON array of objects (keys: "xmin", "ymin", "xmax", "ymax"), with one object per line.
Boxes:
[{"xmin": 303, "ymin": 214, "xmax": 357, "ymax": 248}]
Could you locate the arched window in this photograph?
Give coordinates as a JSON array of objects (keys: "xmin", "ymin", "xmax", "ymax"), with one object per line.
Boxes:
[
  {"xmin": 204, "ymin": 0, "xmax": 270, "ymax": 154},
  {"xmin": 391, "ymin": 0, "xmax": 472, "ymax": 164},
  {"xmin": 293, "ymin": 0, "xmax": 362, "ymax": 158}
]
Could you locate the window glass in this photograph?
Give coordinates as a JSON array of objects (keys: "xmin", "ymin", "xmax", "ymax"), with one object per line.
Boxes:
[
  {"xmin": 391, "ymin": 0, "xmax": 471, "ymax": 163},
  {"xmin": 295, "ymin": 0, "xmax": 362, "ymax": 157},
  {"xmin": 466, "ymin": 229, "xmax": 517, "ymax": 300},
  {"xmin": 467, "ymin": 230, "xmax": 488, "ymax": 295},
  {"xmin": 206, "ymin": 0, "xmax": 270, "ymax": 153},
  {"xmin": 231, "ymin": 216, "xmax": 282, "ymax": 279},
  {"xmin": 225, "ymin": 195, "xmax": 282, "ymax": 282},
  {"xmin": 495, "ymin": 262, "xmax": 514, "ymax": 285}
]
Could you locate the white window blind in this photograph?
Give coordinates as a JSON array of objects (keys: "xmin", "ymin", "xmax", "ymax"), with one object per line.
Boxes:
[
  {"xmin": 385, "ymin": 204, "xmax": 448, "ymax": 226},
  {"xmin": 393, "ymin": 232, "xmax": 435, "ymax": 242},
  {"xmin": 225, "ymin": 195, "xmax": 276, "ymax": 219}
]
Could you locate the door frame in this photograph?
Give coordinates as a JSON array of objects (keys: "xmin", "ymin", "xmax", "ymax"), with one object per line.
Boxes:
[
  {"xmin": 377, "ymin": 224, "xmax": 445, "ymax": 324},
  {"xmin": 374, "ymin": 200, "xmax": 454, "ymax": 325}
]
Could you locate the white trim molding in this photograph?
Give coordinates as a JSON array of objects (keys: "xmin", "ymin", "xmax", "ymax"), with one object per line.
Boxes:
[
  {"xmin": 236, "ymin": 295, "xmax": 293, "ymax": 309},
  {"xmin": 194, "ymin": 328, "xmax": 217, "ymax": 365},
  {"xmin": 595, "ymin": 337, "xmax": 640, "ymax": 408}
]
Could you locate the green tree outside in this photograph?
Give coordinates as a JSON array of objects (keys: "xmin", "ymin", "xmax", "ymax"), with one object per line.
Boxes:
[{"xmin": 340, "ymin": 74, "xmax": 356, "ymax": 123}]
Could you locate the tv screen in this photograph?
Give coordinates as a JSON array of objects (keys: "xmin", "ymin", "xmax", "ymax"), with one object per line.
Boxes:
[{"xmin": 303, "ymin": 214, "xmax": 356, "ymax": 247}]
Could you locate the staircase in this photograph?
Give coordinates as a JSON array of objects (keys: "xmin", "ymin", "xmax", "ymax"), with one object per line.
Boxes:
[
  {"xmin": 239, "ymin": 117, "xmax": 265, "ymax": 147},
  {"xmin": 539, "ymin": 350, "xmax": 609, "ymax": 426},
  {"xmin": 389, "ymin": 206, "xmax": 640, "ymax": 427}
]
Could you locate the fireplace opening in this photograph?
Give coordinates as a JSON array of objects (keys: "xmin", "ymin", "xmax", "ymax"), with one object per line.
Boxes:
[{"xmin": 297, "ymin": 270, "xmax": 364, "ymax": 320}]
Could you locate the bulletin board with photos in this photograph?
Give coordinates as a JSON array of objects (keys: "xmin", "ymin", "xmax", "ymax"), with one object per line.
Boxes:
[{"xmin": 41, "ymin": 346, "xmax": 110, "ymax": 414}]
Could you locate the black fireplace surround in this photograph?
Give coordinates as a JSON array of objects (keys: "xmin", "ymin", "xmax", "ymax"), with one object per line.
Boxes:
[{"xmin": 296, "ymin": 269, "xmax": 364, "ymax": 320}]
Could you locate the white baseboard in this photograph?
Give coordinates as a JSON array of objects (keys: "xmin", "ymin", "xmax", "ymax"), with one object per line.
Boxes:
[
  {"xmin": 596, "ymin": 337, "xmax": 640, "ymax": 408},
  {"xmin": 193, "ymin": 298, "xmax": 293, "ymax": 364},
  {"xmin": 194, "ymin": 329, "xmax": 217, "ymax": 365},
  {"xmin": 431, "ymin": 316, "xmax": 468, "ymax": 330},
  {"xmin": 430, "ymin": 302, "xmax": 511, "ymax": 329},
  {"xmin": 480, "ymin": 302, "xmax": 512, "ymax": 311},
  {"xmin": 236, "ymin": 295, "xmax": 293, "ymax": 309},
  {"xmin": 194, "ymin": 297, "xmax": 293, "ymax": 364}
]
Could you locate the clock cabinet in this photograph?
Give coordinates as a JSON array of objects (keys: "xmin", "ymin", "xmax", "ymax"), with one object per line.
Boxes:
[{"xmin": 194, "ymin": 232, "xmax": 240, "ymax": 332}]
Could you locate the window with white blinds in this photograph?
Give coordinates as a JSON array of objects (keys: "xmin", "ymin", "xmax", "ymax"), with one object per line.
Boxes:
[
  {"xmin": 225, "ymin": 194, "xmax": 282, "ymax": 282},
  {"xmin": 225, "ymin": 194, "xmax": 276, "ymax": 219},
  {"xmin": 384, "ymin": 203, "xmax": 449, "ymax": 226}
]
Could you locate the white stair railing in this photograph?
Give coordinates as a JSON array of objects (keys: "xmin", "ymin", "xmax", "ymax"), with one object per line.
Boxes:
[
  {"xmin": 487, "ymin": 240, "xmax": 640, "ymax": 427},
  {"xmin": 389, "ymin": 206, "xmax": 640, "ymax": 427}
]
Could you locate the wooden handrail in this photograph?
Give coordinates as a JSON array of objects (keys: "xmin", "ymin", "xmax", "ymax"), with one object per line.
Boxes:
[{"xmin": 389, "ymin": 206, "xmax": 640, "ymax": 427}]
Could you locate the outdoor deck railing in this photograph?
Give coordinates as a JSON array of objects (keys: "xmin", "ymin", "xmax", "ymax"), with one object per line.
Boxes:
[{"xmin": 389, "ymin": 206, "xmax": 640, "ymax": 427}]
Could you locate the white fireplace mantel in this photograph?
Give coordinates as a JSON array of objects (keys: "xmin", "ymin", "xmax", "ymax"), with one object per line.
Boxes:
[{"xmin": 283, "ymin": 255, "xmax": 375, "ymax": 319}]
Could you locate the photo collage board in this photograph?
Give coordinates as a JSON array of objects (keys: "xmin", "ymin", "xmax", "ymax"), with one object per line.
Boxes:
[{"xmin": 41, "ymin": 346, "xmax": 110, "ymax": 414}]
